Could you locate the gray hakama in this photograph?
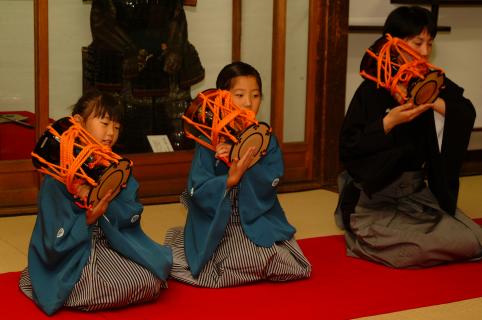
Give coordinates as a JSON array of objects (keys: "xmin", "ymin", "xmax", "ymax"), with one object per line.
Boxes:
[
  {"xmin": 336, "ymin": 171, "xmax": 482, "ymax": 268},
  {"xmin": 165, "ymin": 187, "xmax": 311, "ymax": 287}
]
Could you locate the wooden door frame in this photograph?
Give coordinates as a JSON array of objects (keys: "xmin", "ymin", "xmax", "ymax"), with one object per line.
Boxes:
[
  {"xmin": 311, "ymin": 0, "xmax": 348, "ymax": 188},
  {"xmin": 0, "ymin": 0, "xmax": 49, "ymax": 215},
  {"xmin": 270, "ymin": 0, "xmax": 347, "ymax": 191}
]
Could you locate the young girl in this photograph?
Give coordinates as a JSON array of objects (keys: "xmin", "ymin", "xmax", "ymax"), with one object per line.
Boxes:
[
  {"xmin": 164, "ymin": 61, "xmax": 311, "ymax": 287},
  {"xmin": 335, "ymin": 6, "xmax": 482, "ymax": 268},
  {"xmin": 19, "ymin": 90, "xmax": 172, "ymax": 315}
]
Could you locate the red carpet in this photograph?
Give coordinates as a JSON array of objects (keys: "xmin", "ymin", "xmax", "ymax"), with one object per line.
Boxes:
[{"xmin": 2, "ymin": 220, "xmax": 482, "ymax": 319}]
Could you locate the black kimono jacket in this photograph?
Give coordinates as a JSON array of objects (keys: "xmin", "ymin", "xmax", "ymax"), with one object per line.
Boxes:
[{"xmin": 340, "ymin": 78, "xmax": 475, "ymax": 215}]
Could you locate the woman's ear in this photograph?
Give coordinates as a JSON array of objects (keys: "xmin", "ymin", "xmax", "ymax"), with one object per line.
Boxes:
[{"xmin": 73, "ymin": 114, "xmax": 83, "ymax": 123}]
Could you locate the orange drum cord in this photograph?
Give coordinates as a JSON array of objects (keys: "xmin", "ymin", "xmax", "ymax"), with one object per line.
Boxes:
[
  {"xmin": 31, "ymin": 117, "xmax": 123, "ymax": 207},
  {"xmin": 182, "ymin": 89, "xmax": 258, "ymax": 152},
  {"xmin": 360, "ymin": 34, "xmax": 444, "ymax": 103}
]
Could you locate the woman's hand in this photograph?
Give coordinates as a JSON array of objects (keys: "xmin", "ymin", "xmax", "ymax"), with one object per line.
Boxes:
[
  {"xmin": 226, "ymin": 146, "xmax": 256, "ymax": 188},
  {"xmin": 393, "ymin": 83, "xmax": 408, "ymax": 105},
  {"xmin": 383, "ymin": 102, "xmax": 433, "ymax": 134},
  {"xmin": 85, "ymin": 189, "xmax": 115, "ymax": 225},
  {"xmin": 432, "ymin": 97, "xmax": 446, "ymax": 116}
]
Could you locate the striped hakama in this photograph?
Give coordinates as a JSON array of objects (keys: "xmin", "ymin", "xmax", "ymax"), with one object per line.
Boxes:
[
  {"xmin": 165, "ymin": 187, "xmax": 311, "ymax": 288},
  {"xmin": 336, "ymin": 171, "xmax": 482, "ymax": 268},
  {"xmin": 19, "ymin": 226, "xmax": 165, "ymax": 312}
]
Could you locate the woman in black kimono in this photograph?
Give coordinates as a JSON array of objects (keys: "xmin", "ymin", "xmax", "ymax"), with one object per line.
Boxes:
[{"xmin": 335, "ymin": 6, "xmax": 482, "ymax": 268}]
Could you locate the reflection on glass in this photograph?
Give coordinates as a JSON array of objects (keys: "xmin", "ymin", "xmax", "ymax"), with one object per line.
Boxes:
[
  {"xmin": 0, "ymin": 0, "xmax": 35, "ymax": 160},
  {"xmin": 90, "ymin": 0, "xmax": 204, "ymax": 153},
  {"xmin": 284, "ymin": 0, "xmax": 308, "ymax": 143},
  {"xmin": 49, "ymin": 0, "xmax": 205, "ymax": 154},
  {"xmin": 241, "ymin": 0, "xmax": 308, "ymax": 142},
  {"xmin": 241, "ymin": 0, "xmax": 273, "ymax": 125},
  {"xmin": 48, "ymin": 1, "xmax": 91, "ymax": 121}
]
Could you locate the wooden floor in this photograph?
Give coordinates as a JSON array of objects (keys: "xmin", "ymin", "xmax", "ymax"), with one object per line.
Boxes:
[{"xmin": 1, "ymin": 175, "xmax": 481, "ymax": 319}]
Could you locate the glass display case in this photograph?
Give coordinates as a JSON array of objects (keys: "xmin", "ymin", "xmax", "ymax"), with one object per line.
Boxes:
[{"xmin": 0, "ymin": 0, "xmax": 348, "ymax": 214}]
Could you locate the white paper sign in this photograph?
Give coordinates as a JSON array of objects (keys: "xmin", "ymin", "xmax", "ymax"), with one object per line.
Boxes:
[{"xmin": 147, "ymin": 135, "xmax": 174, "ymax": 153}]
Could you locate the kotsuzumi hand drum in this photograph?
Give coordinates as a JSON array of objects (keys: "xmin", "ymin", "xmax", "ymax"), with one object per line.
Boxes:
[
  {"xmin": 360, "ymin": 33, "xmax": 445, "ymax": 105},
  {"xmin": 31, "ymin": 117, "xmax": 132, "ymax": 209},
  {"xmin": 183, "ymin": 89, "xmax": 271, "ymax": 168}
]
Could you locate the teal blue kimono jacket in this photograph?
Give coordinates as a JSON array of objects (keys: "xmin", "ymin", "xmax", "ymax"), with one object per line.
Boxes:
[
  {"xmin": 27, "ymin": 175, "xmax": 172, "ymax": 315},
  {"xmin": 184, "ymin": 136, "xmax": 296, "ymax": 277}
]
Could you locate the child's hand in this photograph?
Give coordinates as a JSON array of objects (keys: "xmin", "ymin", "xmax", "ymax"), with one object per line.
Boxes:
[
  {"xmin": 226, "ymin": 146, "xmax": 256, "ymax": 188},
  {"xmin": 215, "ymin": 142, "xmax": 232, "ymax": 161},
  {"xmin": 86, "ymin": 189, "xmax": 115, "ymax": 225},
  {"xmin": 76, "ymin": 184, "xmax": 91, "ymax": 201}
]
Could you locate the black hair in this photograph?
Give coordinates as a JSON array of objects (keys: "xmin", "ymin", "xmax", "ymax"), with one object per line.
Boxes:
[
  {"xmin": 72, "ymin": 89, "xmax": 123, "ymax": 124},
  {"xmin": 383, "ymin": 6, "xmax": 437, "ymax": 39},
  {"xmin": 215, "ymin": 61, "xmax": 263, "ymax": 96}
]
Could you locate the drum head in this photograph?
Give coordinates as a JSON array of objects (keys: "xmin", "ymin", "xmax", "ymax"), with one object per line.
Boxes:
[
  {"xmin": 408, "ymin": 70, "xmax": 445, "ymax": 105},
  {"xmin": 87, "ymin": 159, "xmax": 132, "ymax": 208},
  {"xmin": 229, "ymin": 122, "xmax": 271, "ymax": 168}
]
